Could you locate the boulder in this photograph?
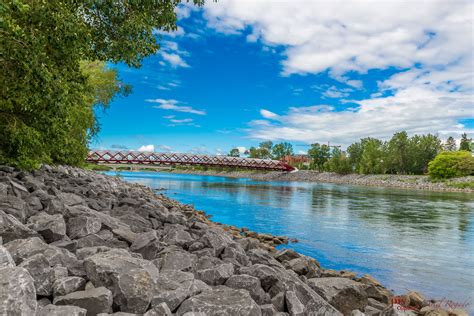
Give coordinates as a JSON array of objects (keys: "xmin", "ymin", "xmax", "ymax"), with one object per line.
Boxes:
[
  {"xmin": 130, "ymin": 230, "xmax": 166, "ymax": 260},
  {"xmin": 225, "ymin": 274, "xmax": 270, "ymax": 305},
  {"xmin": 274, "ymin": 248, "xmax": 300, "ymax": 263},
  {"xmin": 176, "ymin": 287, "xmax": 261, "ymax": 316},
  {"xmin": 221, "ymin": 243, "xmax": 250, "ymax": 266},
  {"xmin": 76, "ymin": 234, "xmax": 129, "ymax": 250},
  {"xmin": 307, "ymin": 277, "xmax": 368, "ymax": 315},
  {"xmin": 0, "ymin": 245, "xmax": 15, "ymax": 268},
  {"xmin": 239, "ymin": 264, "xmax": 281, "ymax": 291},
  {"xmin": 28, "ymin": 212, "xmax": 66, "ymax": 242},
  {"xmin": 284, "ymin": 256, "xmax": 321, "ymax": 278},
  {"xmin": 112, "ymin": 228, "xmax": 138, "ymax": 244},
  {"xmin": 151, "ymin": 270, "xmax": 210, "ymax": 311},
  {"xmin": 260, "ymin": 304, "xmax": 278, "ymax": 316},
  {"xmin": 154, "ymin": 246, "xmax": 197, "ymax": 272},
  {"xmin": 84, "ymin": 250, "xmax": 158, "ymax": 313},
  {"xmin": 53, "ymin": 276, "xmax": 87, "ymax": 297},
  {"xmin": 195, "ymin": 256, "xmax": 234, "ymax": 286},
  {"xmin": 0, "ymin": 195, "xmax": 27, "ymax": 221},
  {"xmin": 38, "ymin": 304, "xmax": 87, "ymax": 316},
  {"xmin": 201, "ymin": 228, "xmax": 233, "ymax": 256},
  {"xmin": 18, "ymin": 253, "xmax": 53, "ymax": 296},
  {"xmin": 0, "ymin": 210, "xmax": 40, "ymax": 243},
  {"xmin": 54, "ymin": 286, "xmax": 113, "ymax": 316},
  {"xmin": 163, "ymin": 228, "xmax": 194, "ymax": 248},
  {"xmin": 68, "ymin": 216, "xmax": 102, "ymax": 239},
  {"xmin": 286, "ymin": 290, "xmax": 305, "ymax": 316},
  {"xmin": 144, "ymin": 302, "xmax": 172, "ymax": 316},
  {"xmin": 0, "ymin": 267, "xmax": 37, "ymax": 315}
]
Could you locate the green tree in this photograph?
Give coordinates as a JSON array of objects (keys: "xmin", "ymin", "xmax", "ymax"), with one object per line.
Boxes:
[
  {"xmin": 386, "ymin": 131, "xmax": 410, "ymax": 174},
  {"xmin": 326, "ymin": 148, "xmax": 352, "ymax": 174},
  {"xmin": 444, "ymin": 136, "xmax": 457, "ymax": 151},
  {"xmin": 228, "ymin": 148, "xmax": 240, "ymax": 157},
  {"xmin": 308, "ymin": 143, "xmax": 330, "ymax": 171},
  {"xmin": 408, "ymin": 134, "xmax": 442, "ymax": 174},
  {"xmin": 359, "ymin": 138, "xmax": 386, "ymax": 174},
  {"xmin": 347, "ymin": 142, "xmax": 363, "ymax": 172},
  {"xmin": 272, "ymin": 142, "xmax": 294, "ymax": 160},
  {"xmin": 1, "ymin": 0, "xmax": 203, "ymax": 169},
  {"xmin": 428, "ymin": 151, "xmax": 474, "ymax": 179},
  {"xmin": 459, "ymin": 133, "xmax": 472, "ymax": 152}
]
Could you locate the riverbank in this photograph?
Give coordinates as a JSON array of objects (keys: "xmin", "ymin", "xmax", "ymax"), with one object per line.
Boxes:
[
  {"xmin": 164, "ymin": 169, "xmax": 474, "ymax": 193},
  {"xmin": 0, "ymin": 165, "xmax": 467, "ymax": 315}
]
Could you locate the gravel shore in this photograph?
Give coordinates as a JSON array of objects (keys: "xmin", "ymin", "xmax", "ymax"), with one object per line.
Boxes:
[
  {"xmin": 0, "ymin": 165, "xmax": 466, "ymax": 315},
  {"xmin": 166, "ymin": 169, "xmax": 474, "ymax": 193}
]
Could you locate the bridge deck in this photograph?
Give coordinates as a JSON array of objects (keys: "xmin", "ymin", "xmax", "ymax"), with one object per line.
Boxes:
[{"xmin": 86, "ymin": 150, "xmax": 295, "ymax": 172}]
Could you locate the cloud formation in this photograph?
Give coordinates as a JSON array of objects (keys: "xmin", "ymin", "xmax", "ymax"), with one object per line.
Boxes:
[
  {"xmin": 146, "ymin": 99, "xmax": 207, "ymax": 115},
  {"xmin": 203, "ymin": 0, "xmax": 473, "ymax": 144},
  {"xmin": 138, "ymin": 145, "xmax": 155, "ymax": 152}
]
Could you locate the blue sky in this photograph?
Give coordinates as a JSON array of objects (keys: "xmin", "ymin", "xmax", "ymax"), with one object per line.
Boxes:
[{"xmin": 94, "ymin": 1, "xmax": 473, "ymax": 155}]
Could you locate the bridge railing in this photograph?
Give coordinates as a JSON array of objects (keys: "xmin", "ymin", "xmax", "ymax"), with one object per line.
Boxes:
[{"xmin": 86, "ymin": 150, "xmax": 295, "ymax": 171}]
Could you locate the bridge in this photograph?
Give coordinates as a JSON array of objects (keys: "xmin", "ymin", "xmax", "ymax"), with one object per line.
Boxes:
[{"xmin": 86, "ymin": 150, "xmax": 295, "ymax": 172}]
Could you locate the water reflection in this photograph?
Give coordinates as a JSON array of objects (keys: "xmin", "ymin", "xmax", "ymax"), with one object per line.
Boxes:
[{"xmin": 109, "ymin": 171, "xmax": 474, "ymax": 310}]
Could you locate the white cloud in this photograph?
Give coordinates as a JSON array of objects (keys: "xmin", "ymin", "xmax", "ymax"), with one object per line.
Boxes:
[
  {"xmin": 203, "ymin": 0, "xmax": 473, "ymax": 144},
  {"xmin": 170, "ymin": 118, "xmax": 193, "ymax": 124},
  {"xmin": 321, "ymin": 86, "xmax": 352, "ymax": 99},
  {"xmin": 236, "ymin": 146, "xmax": 246, "ymax": 154},
  {"xmin": 138, "ymin": 145, "xmax": 155, "ymax": 152},
  {"xmin": 157, "ymin": 145, "xmax": 172, "ymax": 152},
  {"xmin": 157, "ymin": 41, "xmax": 190, "ymax": 68},
  {"xmin": 161, "ymin": 52, "xmax": 189, "ymax": 68},
  {"xmin": 146, "ymin": 99, "xmax": 206, "ymax": 115}
]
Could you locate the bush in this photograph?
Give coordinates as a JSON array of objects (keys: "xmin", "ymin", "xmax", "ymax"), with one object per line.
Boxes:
[{"xmin": 428, "ymin": 151, "xmax": 474, "ymax": 179}]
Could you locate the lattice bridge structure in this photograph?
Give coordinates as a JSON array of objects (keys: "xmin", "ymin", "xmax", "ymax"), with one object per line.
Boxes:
[{"xmin": 86, "ymin": 150, "xmax": 295, "ymax": 172}]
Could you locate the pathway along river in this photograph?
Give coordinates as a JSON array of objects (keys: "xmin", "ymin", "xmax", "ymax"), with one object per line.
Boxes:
[{"xmin": 108, "ymin": 171, "xmax": 474, "ymax": 310}]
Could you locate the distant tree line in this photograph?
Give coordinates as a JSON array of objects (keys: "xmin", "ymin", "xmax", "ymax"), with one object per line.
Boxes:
[{"xmin": 231, "ymin": 132, "xmax": 473, "ymax": 178}]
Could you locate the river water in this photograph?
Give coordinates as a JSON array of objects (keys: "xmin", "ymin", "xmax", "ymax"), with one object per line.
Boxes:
[{"xmin": 109, "ymin": 171, "xmax": 474, "ymax": 309}]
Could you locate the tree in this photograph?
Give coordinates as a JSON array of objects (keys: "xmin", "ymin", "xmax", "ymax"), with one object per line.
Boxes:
[
  {"xmin": 459, "ymin": 133, "xmax": 472, "ymax": 152},
  {"xmin": 408, "ymin": 134, "xmax": 442, "ymax": 174},
  {"xmin": 347, "ymin": 142, "xmax": 363, "ymax": 172},
  {"xmin": 428, "ymin": 151, "xmax": 474, "ymax": 179},
  {"xmin": 1, "ymin": 0, "xmax": 203, "ymax": 169},
  {"xmin": 386, "ymin": 131, "xmax": 410, "ymax": 174},
  {"xmin": 444, "ymin": 136, "xmax": 457, "ymax": 151},
  {"xmin": 272, "ymin": 142, "xmax": 293, "ymax": 160},
  {"xmin": 326, "ymin": 148, "xmax": 352, "ymax": 174},
  {"xmin": 308, "ymin": 143, "xmax": 330, "ymax": 171},
  {"xmin": 359, "ymin": 138, "xmax": 386, "ymax": 174},
  {"xmin": 228, "ymin": 148, "xmax": 240, "ymax": 157}
]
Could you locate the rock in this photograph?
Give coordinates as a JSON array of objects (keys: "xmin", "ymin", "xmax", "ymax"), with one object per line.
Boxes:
[
  {"xmin": 18, "ymin": 253, "xmax": 53, "ymax": 296},
  {"xmin": 154, "ymin": 246, "xmax": 197, "ymax": 272},
  {"xmin": 28, "ymin": 212, "xmax": 67, "ymax": 242},
  {"xmin": 260, "ymin": 304, "xmax": 278, "ymax": 316},
  {"xmin": 53, "ymin": 276, "xmax": 87, "ymax": 297},
  {"xmin": 112, "ymin": 228, "xmax": 138, "ymax": 244},
  {"xmin": 351, "ymin": 310, "xmax": 366, "ymax": 316},
  {"xmin": 84, "ymin": 250, "xmax": 158, "ymax": 313},
  {"xmin": 54, "ymin": 287, "xmax": 113, "ymax": 316},
  {"xmin": 285, "ymin": 291, "xmax": 305, "ymax": 316},
  {"xmin": 50, "ymin": 239, "xmax": 78, "ymax": 253},
  {"xmin": 76, "ymin": 234, "xmax": 129, "ymax": 250},
  {"xmin": 201, "ymin": 228, "xmax": 233, "ymax": 256},
  {"xmin": 274, "ymin": 248, "xmax": 300, "ymax": 262},
  {"xmin": 130, "ymin": 230, "xmax": 165, "ymax": 260},
  {"xmin": 176, "ymin": 288, "xmax": 261, "ymax": 316},
  {"xmin": 308, "ymin": 277, "xmax": 368, "ymax": 315},
  {"xmin": 163, "ymin": 228, "xmax": 194, "ymax": 248},
  {"xmin": 0, "ymin": 195, "xmax": 27, "ymax": 221},
  {"xmin": 404, "ymin": 291, "xmax": 426, "ymax": 308},
  {"xmin": 0, "ymin": 267, "xmax": 37, "ymax": 315},
  {"xmin": 0, "ymin": 210, "xmax": 40, "ymax": 243},
  {"xmin": 37, "ymin": 297, "xmax": 52, "ymax": 308},
  {"xmin": 152, "ymin": 270, "xmax": 210, "ymax": 311},
  {"xmin": 195, "ymin": 256, "xmax": 234, "ymax": 286},
  {"xmin": 221, "ymin": 243, "xmax": 250, "ymax": 266},
  {"xmin": 68, "ymin": 216, "xmax": 102, "ymax": 239},
  {"xmin": 38, "ymin": 304, "xmax": 87, "ymax": 316},
  {"xmin": 0, "ymin": 245, "xmax": 15, "ymax": 268},
  {"xmin": 57, "ymin": 192, "xmax": 85, "ymax": 207},
  {"xmin": 271, "ymin": 292, "xmax": 285, "ymax": 312},
  {"xmin": 380, "ymin": 305, "xmax": 417, "ymax": 315},
  {"xmin": 246, "ymin": 249, "xmax": 283, "ymax": 268},
  {"xmin": 144, "ymin": 302, "xmax": 172, "ymax": 316},
  {"xmin": 239, "ymin": 264, "xmax": 280, "ymax": 291},
  {"xmin": 366, "ymin": 297, "xmax": 387, "ymax": 311},
  {"xmin": 225, "ymin": 274, "xmax": 270, "ymax": 305},
  {"xmin": 285, "ymin": 256, "xmax": 321, "ymax": 278}
]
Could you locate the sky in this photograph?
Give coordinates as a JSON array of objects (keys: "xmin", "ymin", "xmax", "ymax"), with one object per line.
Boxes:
[{"xmin": 94, "ymin": 0, "xmax": 474, "ymax": 155}]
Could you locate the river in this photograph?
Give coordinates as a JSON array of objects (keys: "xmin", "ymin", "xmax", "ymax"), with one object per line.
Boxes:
[{"xmin": 108, "ymin": 171, "xmax": 474, "ymax": 310}]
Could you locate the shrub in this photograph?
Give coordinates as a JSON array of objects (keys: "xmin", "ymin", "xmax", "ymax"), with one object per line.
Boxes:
[{"xmin": 428, "ymin": 151, "xmax": 474, "ymax": 179}]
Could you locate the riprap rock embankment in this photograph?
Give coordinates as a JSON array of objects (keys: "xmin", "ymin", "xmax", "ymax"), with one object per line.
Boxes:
[{"xmin": 0, "ymin": 165, "xmax": 456, "ymax": 315}]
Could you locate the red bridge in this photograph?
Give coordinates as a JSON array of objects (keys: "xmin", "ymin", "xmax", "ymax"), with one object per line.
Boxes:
[{"xmin": 86, "ymin": 150, "xmax": 295, "ymax": 171}]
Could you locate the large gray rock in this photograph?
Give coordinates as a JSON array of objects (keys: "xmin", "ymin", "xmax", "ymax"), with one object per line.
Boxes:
[
  {"xmin": 307, "ymin": 277, "xmax": 368, "ymax": 315},
  {"xmin": 151, "ymin": 270, "xmax": 210, "ymax": 312},
  {"xmin": 54, "ymin": 286, "xmax": 113, "ymax": 316},
  {"xmin": 0, "ymin": 195, "xmax": 27, "ymax": 222},
  {"xmin": 18, "ymin": 253, "xmax": 53, "ymax": 296},
  {"xmin": 84, "ymin": 250, "xmax": 159, "ymax": 313},
  {"xmin": 68, "ymin": 216, "xmax": 102, "ymax": 239},
  {"xmin": 144, "ymin": 302, "xmax": 172, "ymax": 316},
  {"xmin": 284, "ymin": 256, "xmax": 321, "ymax": 278},
  {"xmin": 285, "ymin": 291, "xmax": 305, "ymax": 316},
  {"xmin": 274, "ymin": 248, "xmax": 300, "ymax": 263},
  {"xmin": 0, "ymin": 266, "xmax": 37, "ymax": 315},
  {"xmin": 195, "ymin": 256, "xmax": 234, "ymax": 286},
  {"xmin": 225, "ymin": 274, "xmax": 270, "ymax": 305},
  {"xmin": 130, "ymin": 230, "xmax": 165, "ymax": 260},
  {"xmin": 38, "ymin": 304, "xmax": 87, "ymax": 316},
  {"xmin": 53, "ymin": 276, "xmax": 87, "ymax": 297},
  {"xmin": 0, "ymin": 210, "xmax": 40, "ymax": 243},
  {"xmin": 201, "ymin": 228, "xmax": 233, "ymax": 256},
  {"xmin": 163, "ymin": 228, "xmax": 194, "ymax": 248},
  {"xmin": 176, "ymin": 287, "xmax": 261, "ymax": 316},
  {"xmin": 28, "ymin": 212, "xmax": 67, "ymax": 242},
  {"xmin": 0, "ymin": 245, "xmax": 15, "ymax": 268},
  {"xmin": 154, "ymin": 246, "xmax": 197, "ymax": 272},
  {"xmin": 221, "ymin": 243, "xmax": 250, "ymax": 267}
]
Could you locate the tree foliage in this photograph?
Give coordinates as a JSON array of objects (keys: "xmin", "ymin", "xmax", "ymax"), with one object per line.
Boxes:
[
  {"xmin": 272, "ymin": 142, "xmax": 294, "ymax": 160},
  {"xmin": 228, "ymin": 148, "xmax": 240, "ymax": 157},
  {"xmin": 1, "ymin": 0, "xmax": 203, "ymax": 169},
  {"xmin": 428, "ymin": 151, "xmax": 474, "ymax": 179},
  {"xmin": 444, "ymin": 136, "xmax": 457, "ymax": 151},
  {"xmin": 459, "ymin": 133, "xmax": 472, "ymax": 152},
  {"xmin": 308, "ymin": 143, "xmax": 330, "ymax": 171}
]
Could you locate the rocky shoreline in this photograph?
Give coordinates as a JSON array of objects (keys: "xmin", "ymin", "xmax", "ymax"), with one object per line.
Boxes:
[
  {"xmin": 0, "ymin": 165, "xmax": 467, "ymax": 315},
  {"xmin": 165, "ymin": 169, "xmax": 474, "ymax": 193}
]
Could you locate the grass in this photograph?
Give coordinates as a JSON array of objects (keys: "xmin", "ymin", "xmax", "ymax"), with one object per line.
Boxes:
[
  {"xmin": 446, "ymin": 181, "xmax": 474, "ymax": 189},
  {"xmin": 84, "ymin": 163, "xmax": 112, "ymax": 171}
]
